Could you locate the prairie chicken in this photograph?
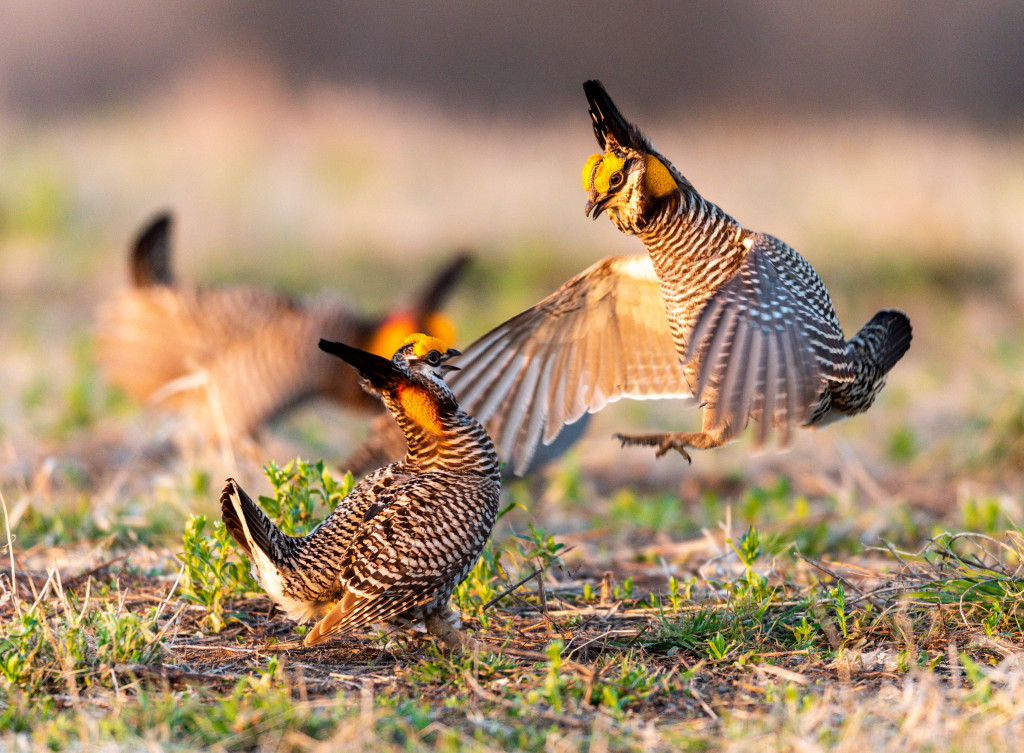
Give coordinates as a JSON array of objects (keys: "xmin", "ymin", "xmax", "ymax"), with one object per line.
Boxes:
[
  {"xmin": 451, "ymin": 80, "xmax": 912, "ymax": 472},
  {"xmin": 96, "ymin": 213, "xmax": 469, "ymax": 444},
  {"xmin": 220, "ymin": 334, "xmax": 500, "ymax": 650}
]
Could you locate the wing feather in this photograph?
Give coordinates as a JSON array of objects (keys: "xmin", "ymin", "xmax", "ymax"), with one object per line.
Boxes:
[
  {"xmin": 449, "ymin": 255, "xmax": 693, "ymax": 475},
  {"xmin": 686, "ymin": 237, "xmax": 830, "ymax": 445}
]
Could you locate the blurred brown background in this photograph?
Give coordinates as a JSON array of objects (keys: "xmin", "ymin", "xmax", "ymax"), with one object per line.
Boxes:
[{"xmin": 4, "ymin": 2, "xmax": 1024, "ymax": 123}]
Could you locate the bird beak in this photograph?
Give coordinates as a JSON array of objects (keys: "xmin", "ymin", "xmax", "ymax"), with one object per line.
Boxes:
[
  {"xmin": 439, "ymin": 348, "xmax": 461, "ymax": 374},
  {"xmin": 318, "ymin": 338, "xmax": 401, "ymax": 388},
  {"xmin": 585, "ymin": 195, "xmax": 611, "ymax": 219}
]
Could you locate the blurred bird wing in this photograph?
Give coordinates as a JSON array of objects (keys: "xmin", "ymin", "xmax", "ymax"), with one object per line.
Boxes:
[
  {"xmin": 305, "ymin": 474, "xmax": 498, "ymax": 644},
  {"xmin": 685, "ymin": 236, "xmax": 843, "ymax": 445},
  {"xmin": 449, "ymin": 255, "xmax": 694, "ymax": 475}
]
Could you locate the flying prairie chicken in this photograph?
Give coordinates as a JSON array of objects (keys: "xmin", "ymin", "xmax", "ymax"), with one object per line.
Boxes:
[
  {"xmin": 221, "ymin": 334, "xmax": 500, "ymax": 650},
  {"xmin": 96, "ymin": 213, "xmax": 469, "ymax": 449},
  {"xmin": 450, "ymin": 80, "xmax": 912, "ymax": 473}
]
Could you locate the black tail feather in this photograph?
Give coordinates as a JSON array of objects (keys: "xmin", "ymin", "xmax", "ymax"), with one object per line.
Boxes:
[
  {"xmin": 856, "ymin": 309, "xmax": 913, "ymax": 375},
  {"xmin": 130, "ymin": 211, "xmax": 174, "ymax": 287},
  {"xmin": 319, "ymin": 339, "xmax": 403, "ymax": 390},
  {"xmin": 220, "ymin": 478, "xmax": 275, "ymax": 559}
]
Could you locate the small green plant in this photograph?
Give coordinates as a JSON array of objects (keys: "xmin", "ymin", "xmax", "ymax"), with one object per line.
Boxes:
[
  {"xmin": 513, "ymin": 522, "xmax": 565, "ymax": 572},
  {"xmin": 829, "ymin": 583, "xmax": 849, "ymax": 639},
  {"xmin": 613, "ymin": 576, "xmax": 634, "ymax": 601},
  {"xmin": 178, "ymin": 514, "xmax": 258, "ymax": 632},
  {"xmin": 647, "ymin": 604, "xmax": 732, "ymax": 653},
  {"xmin": 260, "ymin": 459, "xmax": 353, "ymax": 536},
  {"xmin": 715, "ymin": 525, "xmax": 774, "ymax": 607},
  {"xmin": 705, "ymin": 631, "xmax": 735, "ymax": 661},
  {"xmin": 790, "ymin": 616, "xmax": 815, "ymax": 648},
  {"xmin": 177, "ymin": 459, "xmax": 354, "ymax": 631},
  {"xmin": 534, "ymin": 640, "xmax": 570, "ymax": 713},
  {"xmin": 454, "ymin": 544, "xmax": 505, "ymax": 628},
  {"xmin": 666, "ymin": 575, "xmax": 694, "ymax": 611}
]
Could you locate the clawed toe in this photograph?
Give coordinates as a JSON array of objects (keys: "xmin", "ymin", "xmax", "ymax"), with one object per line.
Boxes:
[
  {"xmin": 654, "ymin": 440, "xmax": 692, "ymax": 463},
  {"xmin": 613, "ymin": 433, "xmax": 694, "ymax": 463}
]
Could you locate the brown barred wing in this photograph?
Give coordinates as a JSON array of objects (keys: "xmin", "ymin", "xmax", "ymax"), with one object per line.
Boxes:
[
  {"xmin": 685, "ymin": 236, "xmax": 848, "ymax": 445},
  {"xmin": 448, "ymin": 255, "xmax": 693, "ymax": 475},
  {"xmin": 304, "ymin": 472, "xmax": 499, "ymax": 644}
]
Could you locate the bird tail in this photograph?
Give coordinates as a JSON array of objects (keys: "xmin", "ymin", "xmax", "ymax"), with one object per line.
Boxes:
[
  {"xmin": 220, "ymin": 478, "xmax": 285, "ymax": 564},
  {"xmin": 849, "ymin": 309, "xmax": 913, "ymax": 375},
  {"xmin": 130, "ymin": 212, "xmax": 174, "ymax": 287}
]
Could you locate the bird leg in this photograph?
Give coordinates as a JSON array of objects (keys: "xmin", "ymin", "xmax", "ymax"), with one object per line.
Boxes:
[
  {"xmin": 424, "ymin": 613, "xmax": 480, "ymax": 654},
  {"xmin": 614, "ymin": 428, "xmax": 730, "ymax": 462}
]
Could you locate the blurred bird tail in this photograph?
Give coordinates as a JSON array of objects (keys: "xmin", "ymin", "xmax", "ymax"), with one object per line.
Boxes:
[
  {"xmin": 130, "ymin": 211, "xmax": 174, "ymax": 287},
  {"xmin": 849, "ymin": 309, "xmax": 913, "ymax": 374},
  {"xmin": 410, "ymin": 251, "xmax": 471, "ymax": 323}
]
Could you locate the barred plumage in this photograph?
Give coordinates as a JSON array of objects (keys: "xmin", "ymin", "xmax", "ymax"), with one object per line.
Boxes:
[
  {"xmin": 449, "ymin": 80, "xmax": 912, "ymax": 471},
  {"xmin": 220, "ymin": 334, "xmax": 500, "ymax": 650},
  {"xmin": 96, "ymin": 213, "xmax": 469, "ymax": 442}
]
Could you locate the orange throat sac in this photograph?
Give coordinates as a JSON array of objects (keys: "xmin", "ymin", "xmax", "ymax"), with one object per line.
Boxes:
[{"xmin": 397, "ymin": 384, "xmax": 443, "ymax": 435}]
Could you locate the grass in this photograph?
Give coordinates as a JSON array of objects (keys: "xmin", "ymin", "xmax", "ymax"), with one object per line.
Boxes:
[{"xmin": 4, "ymin": 461, "xmax": 1024, "ymax": 752}]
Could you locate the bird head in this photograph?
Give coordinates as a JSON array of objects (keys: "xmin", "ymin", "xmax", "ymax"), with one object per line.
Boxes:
[
  {"xmin": 581, "ymin": 80, "xmax": 684, "ymax": 234},
  {"xmin": 319, "ymin": 334, "xmax": 460, "ymax": 392},
  {"xmin": 319, "ymin": 334, "xmax": 461, "ymax": 434},
  {"xmin": 393, "ymin": 333, "xmax": 462, "ymax": 383}
]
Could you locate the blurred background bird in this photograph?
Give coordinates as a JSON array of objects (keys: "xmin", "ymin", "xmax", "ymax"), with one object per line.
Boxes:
[{"xmin": 96, "ymin": 212, "xmax": 470, "ymax": 464}]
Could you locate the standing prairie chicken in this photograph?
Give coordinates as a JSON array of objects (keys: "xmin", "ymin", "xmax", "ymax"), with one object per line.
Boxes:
[
  {"xmin": 450, "ymin": 80, "xmax": 912, "ymax": 473},
  {"xmin": 221, "ymin": 334, "xmax": 500, "ymax": 649},
  {"xmin": 96, "ymin": 213, "xmax": 469, "ymax": 445}
]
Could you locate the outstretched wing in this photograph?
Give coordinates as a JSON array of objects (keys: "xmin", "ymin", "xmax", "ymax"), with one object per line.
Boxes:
[
  {"xmin": 685, "ymin": 235, "xmax": 849, "ymax": 445},
  {"xmin": 448, "ymin": 255, "xmax": 694, "ymax": 475}
]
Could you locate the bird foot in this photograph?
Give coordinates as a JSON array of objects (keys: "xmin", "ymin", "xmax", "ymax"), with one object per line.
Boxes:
[
  {"xmin": 613, "ymin": 432, "xmax": 701, "ymax": 463},
  {"xmin": 425, "ymin": 614, "xmax": 479, "ymax": 654}
]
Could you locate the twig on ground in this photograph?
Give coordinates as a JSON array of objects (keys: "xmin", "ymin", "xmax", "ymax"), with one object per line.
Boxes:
[{"xmin": 481, "ymin": 567, "xmax": 542, "ymax": 613}]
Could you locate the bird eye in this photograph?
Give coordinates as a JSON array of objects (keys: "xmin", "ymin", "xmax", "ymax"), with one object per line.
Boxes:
[
  {"xmin": 609, "ymin": 171, "xmax": 624, "ymax": 189},
  {"xmin": 425, "ymin": 350, "xmax": 441, "ymax": 365}
]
